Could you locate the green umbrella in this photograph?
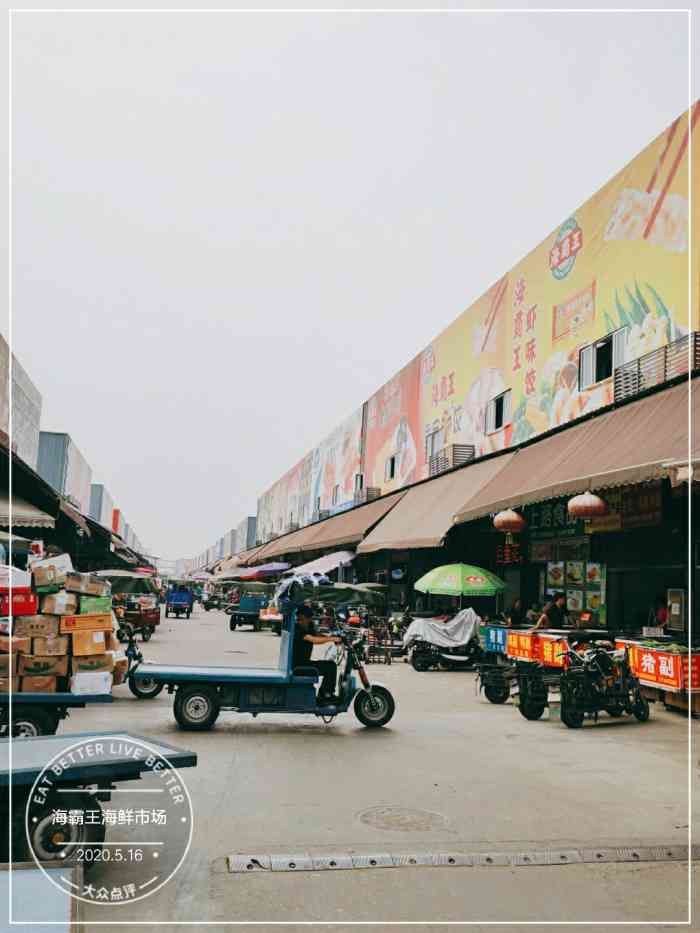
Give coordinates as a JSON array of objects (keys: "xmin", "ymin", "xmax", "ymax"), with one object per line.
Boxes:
[{"xmin": 414, "ymin": 563, "xmax": 506, "ymax": 597}]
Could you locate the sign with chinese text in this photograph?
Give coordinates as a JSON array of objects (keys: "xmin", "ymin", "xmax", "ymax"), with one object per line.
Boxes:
[
  {"xmin": 539, "ymin": 635, "xmax": 567, "ymax": 668},
  {"xmin": 627, "ymin": 644, "xmax": 683, "ymax": 691},
  {"xmin": 495, "ymin": 541, "xmax": 523, "ymax": 565},
  {"xmin": 526, "ymin": 499, "xmax": 584, "ymax": 539},
  {"xmin": 506, "ymin": 630, "xmax": 537, "ymax": 661},
  {"xmin": 483, "ymin": 625, "xmax": 509, "ymax": 655}
]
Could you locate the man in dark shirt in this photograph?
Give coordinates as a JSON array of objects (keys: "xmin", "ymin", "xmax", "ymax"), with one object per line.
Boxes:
[
  {"xmin": 535, "ymin": 592, "xmax": 567, "ymax": 630},
  {"xmin": 293, "ymin": 605, "xmax": 342, "ymax": 702}
]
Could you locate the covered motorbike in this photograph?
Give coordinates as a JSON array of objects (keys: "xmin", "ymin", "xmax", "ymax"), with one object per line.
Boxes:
[
  {"xmin": 560, "ymin": 643, "xmax": 650, "ymax": 728},
  {"xmin": 404, "ymin": 609, "xmax": 482, "ymax": 671}
]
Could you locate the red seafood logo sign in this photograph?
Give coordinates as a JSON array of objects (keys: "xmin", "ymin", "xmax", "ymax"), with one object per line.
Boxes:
[
  {"xmin": 550, "ymin": 217, "xmax": 583, "ymax": 280},
  {"xmin": 466, "ymin": 575, "xmax": 486, "ymax": 584}
]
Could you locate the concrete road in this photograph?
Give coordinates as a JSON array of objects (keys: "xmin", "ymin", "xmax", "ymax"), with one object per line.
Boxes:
[{"xmin": 8, "ymin": 606, "xmax": 696, "ymax": 929}]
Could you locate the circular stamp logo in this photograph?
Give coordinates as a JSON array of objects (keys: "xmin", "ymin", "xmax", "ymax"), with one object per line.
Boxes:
[
  {"xmin": 24, "ymin": 735, "xmax": 193, "ymax": 906},
  {"xmin": 549, "ymin": 216, "xmax": 583, "ymax": 280}
]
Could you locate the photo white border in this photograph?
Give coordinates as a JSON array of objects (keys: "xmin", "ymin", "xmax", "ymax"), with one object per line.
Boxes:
[{"xmin": 6, "ymin": 6, "xmax": 694, "ymax": 926}]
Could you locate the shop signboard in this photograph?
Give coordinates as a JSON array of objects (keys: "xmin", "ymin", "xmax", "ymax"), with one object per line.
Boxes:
[
  {"xmin": 495, "ymin": 541, "xmax": 523, "ymax": 565},
  {"xmin": 483, "ymin": 625, "xmax": 508, "ymax": 654},
  {"xmin": 526, "ymin": 498, "xmax": 583, "ymax": 540},
  {"xmin": 586, "ymin": 482, "xmax": 663, "ymax": 533},
  {"xmin": 682, "ymin": 656, "xmax": 700, "ymax": 691},
  {"xmin": 626, "ymin": 644, "xmax": 683, "ymax": 691},
  {"xmin": 506, "ymin": 630, "xmax": 538, "ymax": 661},
  {"xmin": 538, "ymin": 634, "xmax": 567, "ymax": 668}
]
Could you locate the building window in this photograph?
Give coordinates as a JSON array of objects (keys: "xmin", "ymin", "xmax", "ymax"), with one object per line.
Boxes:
[
  {"xmin": 485, "ymin": 389, "xmax": 512, "ymax": 434},
  {"xmin": 354, "ymin": 473, "xmax": 364, "ymax": 492},
  {"xmin": 385, "ymin": 455, "xmax": 396, "ymax": 481},
  {"xmin": 332, "ymin": 484, "xmax": 340, "ymax": 506},
  {"xmin": 314, "ymin": 496, "xmax": 321, "ymax": 514},
  {"xmin": 425, "ymin": 425, "xmax": 442, "ymax": 462},
  {"xmin": 579, "ymin": 327, "xmax": 628, "ymax": 389}
]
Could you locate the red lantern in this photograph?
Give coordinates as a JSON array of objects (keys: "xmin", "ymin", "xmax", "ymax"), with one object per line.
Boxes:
[
  {"xmin": 567, "ymin": 491, "xmax": 607, "ymax": 518},
  {"xmin": 493, "ymin": 509, "xmax": 526, "ymax": 544}
]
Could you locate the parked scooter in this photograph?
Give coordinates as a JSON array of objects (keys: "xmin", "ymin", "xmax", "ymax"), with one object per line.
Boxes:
[
  {"xmin": 115, "ymin": 623, "xmax": 164, "ymax": 700},
  {"xmin": 404, "ymin": 609, "xmax": 482, "ymax": 672},
  {"xmin": 559, "ymin": 643, "xmax": 650, "ymax": 728}
]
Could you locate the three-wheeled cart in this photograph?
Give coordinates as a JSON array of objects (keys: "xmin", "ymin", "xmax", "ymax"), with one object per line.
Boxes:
[
  {"xmin": 132, "ymin": 611, "xmax": 396, "ymax": 731},
  {"xmin": 476, "ymin": 623, "xmax": 516, "ymax": 704},
  {"xmin": 0, "ymin": 693, "xmax": 113, "ymax": 737},
  {"xmin": 1, "ymin": 731, "xmax": 197, "ymax": 864}
]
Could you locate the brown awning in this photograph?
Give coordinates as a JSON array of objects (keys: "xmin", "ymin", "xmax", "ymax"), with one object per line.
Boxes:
[
  {"xmin": 236, "ymin": 544, "xmax": 269, "ymax": 567},
  {"xmin": 252, "ymin": 493, "xmax": 406, "ymax": 560},
  {"xmin": 455, "ymin": 380, "xmax": 695, "ymax": 525},
  {"xmin": 0, "ymin": 494, "xmax": 56, "ymax": 529},
  {"xmin": 357, "ymin": 452, "xmax": 516, "ymax": 553}
]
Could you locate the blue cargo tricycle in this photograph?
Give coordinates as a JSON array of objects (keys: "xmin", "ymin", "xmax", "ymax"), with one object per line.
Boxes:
[{"xmin": 132, "ymin": 611, "xmax": 396, "ymax": 731}]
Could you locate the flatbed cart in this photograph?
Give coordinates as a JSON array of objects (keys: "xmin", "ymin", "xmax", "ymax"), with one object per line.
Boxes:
[
  {"xmin": 131, "ymin": 611, "xmax": 396, "ymax": 731},
  {"xmin": 1, "ymin": 731, "xmax": 197, "ymax": 865},
  {"xmin": 475, "ymin": 624, "xmax": 517, "ymax": 704},
  {"xmin": 0, "ymin": 693, "xmax": 114, "ymax": 738}
]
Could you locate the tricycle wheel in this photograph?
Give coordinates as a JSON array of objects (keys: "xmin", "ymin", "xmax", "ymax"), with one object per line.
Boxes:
[
  {"xmin": 27, "ymin": 793, "xmax": 105, "ymax": 867},
  {"xmin": 354, "ymin": 686, "xmax": 395, "ymax": 728},
  {"xmin": 128, "ymin": 674, "xmax": 164, "ymax": 700},
  {"xmin": 633, "ymin": 695, "xmax": 650, "ymax": 722},
  {"xmin": 606, "ymin": 705, "xmax": 625, "ymax": 718},
  {"xmin": 141, "ymin": 627, "xmax": 152, "ymax": 643},
  {"xmin": 174, "ymin": 685, "xmax": 220, "ymax": 731},
  {"xmin": 229, "ymin": 617, "xmax": 237, "ymax": 632},
  {"xmin": 560, "ymin": 700, "xmax": 585, "ymax": 728},
  {"xmin": 186, "ymin": 610, "xmax": 191, "ymax": 619},
  {"xmin": 165, "ymin": 609, "xmax": 170, "ymax": 618},
  {"xmin": 518, "ymin": 697, "xmax": 546, "ymax": 721},
  {"xmin": 484, "ymin": 681, "xmax": 510, "ymax": 704},
  {"xmin": 11, "ymin": 707, "xmax": 58, "ymax": 737}
]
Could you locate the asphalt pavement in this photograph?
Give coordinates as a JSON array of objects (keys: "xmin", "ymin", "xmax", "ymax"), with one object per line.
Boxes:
[{"xmin": 6, "ymin": 605, "xmax": 697, "ymax": 930}]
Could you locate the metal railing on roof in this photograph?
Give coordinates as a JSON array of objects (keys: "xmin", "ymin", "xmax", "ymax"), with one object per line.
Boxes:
[{"xmin": 614, "ymin": 332, "xmax": 700, "ymax": 403}]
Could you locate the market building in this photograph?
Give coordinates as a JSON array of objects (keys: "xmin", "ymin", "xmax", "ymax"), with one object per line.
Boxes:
[{"xmin": 238, "ymin": 103, "xmax": 698, "ymax": 635}]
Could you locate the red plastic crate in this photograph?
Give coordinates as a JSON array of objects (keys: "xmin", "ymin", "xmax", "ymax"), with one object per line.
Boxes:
[{"xmin": 0, "ymin": 589, "xmax": 38, "ymax": 617}]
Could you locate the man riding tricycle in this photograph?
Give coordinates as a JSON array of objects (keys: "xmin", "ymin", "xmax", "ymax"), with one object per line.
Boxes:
[
  {"xmin": 166, "ymin": 583, "xmax": 195, "ymax": 619},
  {"xmin": 131, "ymin": 604, "xmax": 396, "ymax": 731}
]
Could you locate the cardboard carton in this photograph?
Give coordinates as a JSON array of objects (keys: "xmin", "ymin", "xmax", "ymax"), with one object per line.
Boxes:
[
  {"xmin": 0, "ymin": 618, "xmax": 10, "ymax": 635},
  {"xmin": 20, "ymin": 675, "xmax": 56, "ymax": 693},
  {"xmin": 65, "ymin": 572, "xmax": 88, "ymax": 594},
  {"xmin": 0, "ymin": 634, "xmax": 31, "ymax": 654},
  {"xmin": 69, "ymin": 671, "xmax": 112, "ymax": 695},
  {"xmin": 0, "ymin": 653, "xmax": 18, "ymax": 674},
  {"xmin": 13, "ymin": 615, "xmax": 61, "ymax": 638},
  {"xmin": 30, "ymin": 635, "xmax": 69, "ymax": 656},
  {"xmin": 79, "ymin": 596, "xmax": 112, "ymax": 615},
  {"xmin": 60, "ymin": 613, "xmax": 112, "ymax": 634},
  {"xmin": 0, "ymin": 676, "xmax": 19, "ymax": 693},
  {"xmin": 71, "ymin": 653, "xmax": 114, "ymax": 674},
  {"xmin": 70, "ymin": 630, "xmax": 108, "ymax": 656},
  {"xmin": 18, "ymin": 655, "xmax": 69, "ymax": 677},
  {"xmin": 31, "ymin": 553, "xmax": 73, "ymax": 580},
  {"xmin": 40, "ymin": 592, "xmax": 79, "ymax": 616},
  {"xmin": 110, "ymin": 652, "xmax": 128, "ymax": 685},
  {"xmin": 0, "ymin": 590, "xmax": 38, "ymax": 616},
  {"xmin": 33, "ymin": 566, "xmax": 65, "ymax": 588},
  {"xmin": 85, "ymin": 576, "xmax": 111, "ymax": 597}
]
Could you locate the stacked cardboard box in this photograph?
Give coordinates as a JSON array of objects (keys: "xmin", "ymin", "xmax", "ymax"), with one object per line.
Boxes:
[{"xmin": 1, "ymin": 559, "xmax": 130, "ymax": 694}]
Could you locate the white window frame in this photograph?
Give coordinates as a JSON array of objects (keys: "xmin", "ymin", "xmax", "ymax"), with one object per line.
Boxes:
[
  {"xmin": 424, "ymin": 426, "xmax": 442, "ymax": 462},
  {"xmin": 485, "ymin": 389, "xmax": 512, "ymax": 434},
  {"xmin": 332, "ymin": 484, "xmax": 340, "ymax": 506},
  {"xmin": 354, "ymin": 473, "xmax": 364, "ymax": 493},
  {"xmin": 579, "ymin": 326, "xmax": 629, "ymax": 390}
]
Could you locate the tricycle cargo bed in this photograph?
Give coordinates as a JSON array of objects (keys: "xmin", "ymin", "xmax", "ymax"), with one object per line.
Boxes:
[
  {"xmin": 133, "ymin": 664, "xmax": 314, "ymax": 685},
  {"xmin": 0, "ymin": 693, "xmax": 113, "ymax": 708}
]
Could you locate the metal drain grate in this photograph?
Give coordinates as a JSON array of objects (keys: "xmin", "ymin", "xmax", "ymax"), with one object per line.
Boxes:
[{"xmin": 228, "ymin": 844, "xmax": 698, "ymax": 874}]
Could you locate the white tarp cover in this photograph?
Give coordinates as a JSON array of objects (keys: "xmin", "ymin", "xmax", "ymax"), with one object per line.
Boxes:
[
  {"xmin": 403, "ymin": 608, "xmax": 481, "ymax": 648},
  {"xmin": 292, "ymin": 550, "xmax": 354, "ymax": 576}
]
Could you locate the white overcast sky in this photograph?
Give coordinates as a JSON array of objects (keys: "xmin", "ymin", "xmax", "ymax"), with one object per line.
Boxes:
[{"xmin": 5, "ymin": 4, "xmax": 697, "ymax": 560}]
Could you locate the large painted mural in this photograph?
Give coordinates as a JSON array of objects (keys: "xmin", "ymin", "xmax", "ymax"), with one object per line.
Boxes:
[{"xmin": 256, "ymin": 106, "xmax": 698, "ymax": 540}]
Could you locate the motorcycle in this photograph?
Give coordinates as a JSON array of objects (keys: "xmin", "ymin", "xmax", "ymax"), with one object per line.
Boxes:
[
  {"xmin": 404, "ymin": 609, "xmax": 482, "ymax": 672},
  {"xmin": 115, "ymin": 623, "xmax": 164, "ymax": 700},
  {"xmin": 559, "ymin": 644, "xmax": 650, "ymax": 728}
]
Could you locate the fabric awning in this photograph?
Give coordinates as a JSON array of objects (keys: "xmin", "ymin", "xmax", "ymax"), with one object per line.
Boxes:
[
  {"xmin": 253, "ymin": 492, "xmax": 405, "ymax": 560},
  {"xmin": 0, "ymin": 494, "xmax": 56, "ymax": 529},
  {"xmin": 455, "ymin": 380, "xmax": 695, "ymax": 525},
  {"xmin": 357, "ymin": 453, "xmax": 516, "ymax": 553},
  {"xmin": 291, "ymin": 550, "xmax": 355, "ymax": 575}
]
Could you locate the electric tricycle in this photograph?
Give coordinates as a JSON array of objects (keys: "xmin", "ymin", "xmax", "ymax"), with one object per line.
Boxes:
[{"xmin": 131, "ymin": 610, "xmax": 396, "ymax": 731}]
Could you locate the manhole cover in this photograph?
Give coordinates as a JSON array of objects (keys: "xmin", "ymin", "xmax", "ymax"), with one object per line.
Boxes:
[{"xmin": 358, "ymin": 807, "xmax": 447, "ymax": 832}]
